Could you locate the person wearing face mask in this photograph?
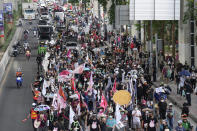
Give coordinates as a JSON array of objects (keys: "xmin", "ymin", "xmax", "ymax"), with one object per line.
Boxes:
[
  {"xmin": 71, "ymin": 116, "xmax": 81, "ymax": 131},
  {"xmin": 120, "ymin": 109, "xmax": 128, "ymax": 131},
  {"xmin": 106, "ymin": 114, "xmax": 116, "ymax": 131},
  {"xmin": 148, "ymin": 112, "xmax": 158, "ymax": 131},
  {"xmin": 48, "ymin": 109, "xmax": 55, "ymax": 131},
  {"xmin": 98, "ymin": 107, "xmax": 105, "ymax": 119},
  {"xmin": 160, "ymin": 120, "xmax": 170, "ymax": 131},
  {"xmin": 142, "ymin": 111, "xmax": 150, "ymax": 131},
  {"xmin": 182, "ymin": 117, "xmax": 192, "ymax": 131},
  {"xmin": 100, "ymin": 117, "xmax": 107, "ymax": 131},
  {"xmin": 166, "ymin": 103, "xmax": 174, "ymax": 129},
  {"xmin": 132, "ymin": 106, "xmax": 142, "ymax": 131},
  {"xmin": 158, "ymin": 97, "xmax": 167, "ymax": 120},
  {"xmin": 175, "ymin": 120, "xmax": 186, "ymax": 131},
  {"xmin": 88, "ymin": 115, "xmax": 101, "ymax": 131}
]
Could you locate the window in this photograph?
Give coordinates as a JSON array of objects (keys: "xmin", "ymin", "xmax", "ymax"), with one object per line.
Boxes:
[{"xmin": 25, "ymin": 9, "xmax": 34, "ymax": 14}]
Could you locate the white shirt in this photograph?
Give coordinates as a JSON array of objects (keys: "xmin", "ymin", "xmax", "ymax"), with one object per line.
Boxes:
[{"xmin": 132, "ymin": 109, "xmax": 141, "ymax": 123}]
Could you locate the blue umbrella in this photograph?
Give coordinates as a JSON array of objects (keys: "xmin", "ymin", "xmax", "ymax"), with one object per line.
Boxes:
[{"xmin": 180, "ymin": 70, "xmax": 191, "ymax": 76}]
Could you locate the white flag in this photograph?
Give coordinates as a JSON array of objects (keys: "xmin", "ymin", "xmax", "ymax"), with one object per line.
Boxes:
[
  {"xmin": 72, "ymin": 64, "xmax": 85, "ymax": 74},
  {"xmin": 69, "ymin": 106, "xmax": 75, "ymax": 129},
  {"xmin": 115, "ymin": 104, "xmax": 121, "ymax": 123}
]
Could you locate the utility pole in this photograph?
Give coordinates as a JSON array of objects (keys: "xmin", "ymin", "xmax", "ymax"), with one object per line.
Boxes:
[
  {"xmin": 190, "ymin": 0, "xmax": 195, "ymax": 66},
  {"xmin": 98, "ymin": 0, "xmax": 101, "ymax": 21}
]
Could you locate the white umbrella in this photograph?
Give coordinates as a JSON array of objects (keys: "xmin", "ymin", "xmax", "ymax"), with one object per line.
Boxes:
[{"xmin": 34, "ymin": 105, "xmax": 50, "ymax": 112}]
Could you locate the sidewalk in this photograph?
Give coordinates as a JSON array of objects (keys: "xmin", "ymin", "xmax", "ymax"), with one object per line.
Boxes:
[{"xmin": 153, "ymin": 79, "xmax": 197, "ymax": 124}]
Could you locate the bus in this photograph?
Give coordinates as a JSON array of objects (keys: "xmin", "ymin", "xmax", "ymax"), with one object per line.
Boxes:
[{"xmin": 22, "ymin": 3, "xmax": 36, "ymax": 20}]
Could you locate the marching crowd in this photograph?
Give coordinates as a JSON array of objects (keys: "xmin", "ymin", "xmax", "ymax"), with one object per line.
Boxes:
[{"xmin": 23, "ymin": 7, "xmax": 197, "ymax": 131}]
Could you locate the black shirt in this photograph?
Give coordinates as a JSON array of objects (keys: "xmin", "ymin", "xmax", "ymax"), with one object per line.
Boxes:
[{"xmin": 89, "ymin": 119, "xmax": 100, "ymax": 131}]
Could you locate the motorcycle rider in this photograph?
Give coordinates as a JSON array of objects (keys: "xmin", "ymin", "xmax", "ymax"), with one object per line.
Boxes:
[
  {"xmin": 24, "ymin": 29, "xmax": 29, "ymax": 35},
  {"xmin": 12, "ymin": 44, "xmax": 18, "ymax": 57},
  {"xmin": 24, "ymin": 29, "xmax": 29, "ymax": 41},
  {"xmin": 16, "ymin": 68, "xmax": 23, "ymax": 87},
  {"xmin": 25, "ymin": 46, "xmax": 31, "ymax": 60},
  {"xmin": 24, "ymin": 41, "xmax": 29, "ymax": 49}
]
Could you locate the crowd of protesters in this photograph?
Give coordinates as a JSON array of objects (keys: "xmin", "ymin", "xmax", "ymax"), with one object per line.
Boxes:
[{"xmin": 22, "ymin": 4, "xmax": 197, "ymax": 131}]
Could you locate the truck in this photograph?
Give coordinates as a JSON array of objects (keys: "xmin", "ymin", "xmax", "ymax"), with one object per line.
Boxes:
[
  {"xmin": 38, "ymin": 25, "xmax": 53, "ymax": 40},
  {"xmin": 22, "ymin": 3, "xmax": 37, "ymax": 20}
]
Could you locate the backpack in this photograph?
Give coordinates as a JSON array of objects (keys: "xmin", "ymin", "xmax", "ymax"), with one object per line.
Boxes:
[
  {"xmin": 149, "ymin": 120, "xmax": 155, "ymax": 128},
  {"xmin": 91, "ymin": 121, "xmax": 97, "ymax": 129}
]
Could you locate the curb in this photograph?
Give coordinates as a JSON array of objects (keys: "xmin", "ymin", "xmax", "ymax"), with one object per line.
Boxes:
[{"xmin": 153, "ymin": 82, "xmax": 197, "ymax": 124}]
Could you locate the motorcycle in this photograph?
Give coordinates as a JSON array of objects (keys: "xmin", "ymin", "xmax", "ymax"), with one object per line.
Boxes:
[
  {"xmin": 24, "ymin": 34, "xmax": 28, "ymax": 41},
  {"xmin": 19, "ymin": 20, "xmax": 22, "ymax": 26},
  {"xmin": 16, "ymin": 76, "xmax": 23, "ymax": 88},
  {"xmin": 11, "ymin": 45, "xmax": 19, "ymax": 57}
]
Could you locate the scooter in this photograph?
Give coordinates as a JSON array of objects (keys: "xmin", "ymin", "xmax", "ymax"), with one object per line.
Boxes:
[{"xmin": 16, "ymin": 76, "xmax": 23, "ymax": 88}]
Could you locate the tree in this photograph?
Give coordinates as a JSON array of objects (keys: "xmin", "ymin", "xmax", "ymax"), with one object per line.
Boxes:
[
  {"xmin": 68, "ymin": 0, "xmax": 79, "ymax": 4},
  {"xmin": 98, "ymin": 0, "xmax": 108, "ymax": 12}
]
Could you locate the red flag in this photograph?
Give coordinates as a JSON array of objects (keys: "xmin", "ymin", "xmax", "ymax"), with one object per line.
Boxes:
[
  {"xmin": 66, "ymin": 49, "xmax": 71, "ymax": 58},
  {"xmin": 100, "ymin": 95, "xmax": 108, "ymax": 110},
  {"xmin": 59, "ymin": 86, "xmax": 66, "ymax": 101},
  {"xmin": 112, "ymin": 79, "xmax": 117, "ymax": 93},
  {"xmin": 71, "ymin": 78, "xmax": 76, "ymax": 91}
]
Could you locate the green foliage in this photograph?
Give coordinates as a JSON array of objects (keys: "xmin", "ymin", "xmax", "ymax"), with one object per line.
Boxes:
[
  {"xmin": 98, "ymin": 0, "xmax": 108, "ymax": 11},
  {"xmin": 1, "ymin": 25, "xmax": 16, "ymax": 51},
  {"xmin": 116, "ymin": 0, "xmax": 128, "ymax": 5},
  {"xmin": 183, "ymin": 0, "xmax": 197, "ymax": 22},
  {"xmin": 108, "ymin": 0, "xmax": 115, "ymax": 24},
  {"xmin": 68, "ymin": 0, "xmax": 79, "ymax": 4},
  {"xmin": 108, "ymin": 0, "xmax": 129, "ymax": 25}
]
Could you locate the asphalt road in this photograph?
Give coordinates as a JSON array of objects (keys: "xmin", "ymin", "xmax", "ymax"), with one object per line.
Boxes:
[{"xmin": 0, "ymin": 20, "xmax": 38, "ymax": 131}]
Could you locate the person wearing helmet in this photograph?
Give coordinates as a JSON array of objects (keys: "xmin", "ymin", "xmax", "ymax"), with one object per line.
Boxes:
[
  {"xmin": 29, "ymin": 103, "xmax": 38, "ymax": 131},
  {"xmin": 16, "ymin": 68, "xmax": 23, "ymax": 77}
]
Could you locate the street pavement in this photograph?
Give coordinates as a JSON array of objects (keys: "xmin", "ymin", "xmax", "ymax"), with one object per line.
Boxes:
[
  {"xmin": 0, "ymin": 20, "xmax": 38, "ymax": 131},
  {"xmin": 153, "ymin": 74, "xmax": 197, "ymax": 128}
]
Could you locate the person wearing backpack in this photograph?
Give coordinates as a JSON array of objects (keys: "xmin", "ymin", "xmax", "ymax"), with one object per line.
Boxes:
[{"xmin": 148, "ymin": 112, "xmax": 158, "ymax": 131}]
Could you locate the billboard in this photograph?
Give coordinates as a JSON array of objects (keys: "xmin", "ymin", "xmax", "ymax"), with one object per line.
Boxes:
[
  {"xmin": 129, "ymin": 0, "xmax": 180, "ymax": 20},
  {"xmin": 0, "ymin": 10, "xmax": 4, "ymax": 38},
  {"xmin": 3, "ymin": 3, "xmax": 13, "ymax": 23}
]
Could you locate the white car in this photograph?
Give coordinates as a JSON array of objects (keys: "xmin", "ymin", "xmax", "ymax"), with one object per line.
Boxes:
[
  {"xmin": 41, "ymin": 13, "xmax": 49, "ymax": 20},
  {"xmin": 64, "ymin": 42, "xmax": 79, "ymax": 50}
]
